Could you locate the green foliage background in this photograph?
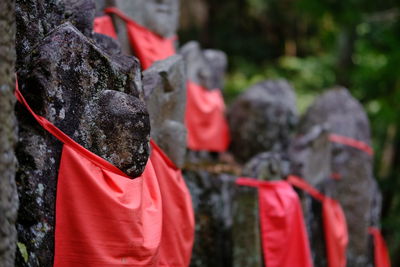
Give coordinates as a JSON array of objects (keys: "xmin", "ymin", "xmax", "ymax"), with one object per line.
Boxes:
[{"xmin": 180, "ymin": 0, "xmax": 400, "ymax": 264}]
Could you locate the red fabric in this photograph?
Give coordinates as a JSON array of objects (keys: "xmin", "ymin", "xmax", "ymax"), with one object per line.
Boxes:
[
  {"xmin": 236, "ymin": 177, "xmax": 313, "ymax": 267},
  {"xmin": 323, "ymin": 198, "xmax": 348, "ymax": 267},
  {"xmin": 104, "ymin": 7, "xmax": 175, "ymax": 70},
  {"xmin": 93, "ymin": 15, "xmax": 118, "ymax": 39},
  {"xmin": 369, "ymin": 227, "xmax": 391, "ymax": 267},
  {"xmin": 150, "ymin": 140, "xmax": 195, "ymax": 266},
  {"xmin": 329, "ymin": 134, "xmax": 373, "ymax": 156},
  {"xmin": 15, "ymin": 86, "xmax": 163, "ymax": 266},
  {"xmin": 288, "ymin": 175, "xmax": 348, "ymax": 267},
  {"xmin": 185, "ymin": 81, "xmax": 230, "ymax": 152}
]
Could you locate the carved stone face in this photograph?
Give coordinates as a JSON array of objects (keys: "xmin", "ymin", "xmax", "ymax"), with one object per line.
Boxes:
[
  {"xmin": 142, "ymin": 55, "xmax": 187, "ymax": 168},
  {"xmin": 114, "ymin": 0, "xmax": 179, "ymax": 37},
  {"xmin": 143, "ymin": 0, "xmax": 179, "ymax": 37}
]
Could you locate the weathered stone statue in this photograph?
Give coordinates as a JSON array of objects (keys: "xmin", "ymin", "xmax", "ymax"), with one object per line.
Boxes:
[
  {"xmin": 229, "ymin": 79, "xmax": 298, "ymax": 267},
  {"xmin": 0, "ymin": 1, "xmax": 18, "ymax": 266},
  {"xmin": 228, "ymin": 79, "xmax": 298, "ymax": 163},
  {"xmin": 15, "ymin": 1, "xmax": 149, "ymax": 265},
  {"xmin": 106, "ymin": 0, "xmax": 179, "ymax": 55},
  {"xmin": 299, "ymin": 87, "xmax": 376, "ymax": 267},
  {"xmin": 142, "ymin": 55, "xmax": 187, "ymax": 167},
  {"xmin": 180, "ymin": 41, "xmax": 228, "ymax": 91}
]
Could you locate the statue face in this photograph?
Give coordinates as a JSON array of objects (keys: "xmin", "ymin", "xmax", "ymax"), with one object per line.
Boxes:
[{"xmin": 143, "ymin": 0, "xmax": 179, "ymax": 37}]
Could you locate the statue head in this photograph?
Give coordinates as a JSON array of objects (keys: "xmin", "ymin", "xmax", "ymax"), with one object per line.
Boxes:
[
  {"xmin": 228, "ymin": 79, "xmax": 298, "ymax": 163},
  {"xmin": 180, "ymin": 41, "xmax": 227, "ymax": 90}
]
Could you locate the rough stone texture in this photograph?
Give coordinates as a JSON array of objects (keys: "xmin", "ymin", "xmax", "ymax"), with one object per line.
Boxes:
[
  {"xmin": 0, "ymin": 1, "xmax": 19, "ymax": 266},
  {"xmin": 143, "ymin": 55, "xmax": 187, "ymax": 168},
  {"xmin": 64, "ymin": 0, "xmax": 95, "ymax": 37},
  {"xmin": 108, "ymin": 0, "xmax": 179, "ymax": 55},
  {"xmin": 232, "ymin": 185, "xmax": 261, "ymax": 267},
  {"xmin": 228, "ymin": 79, "xmax": 298, "ymax": 163},
  {"xmin": 299, "ymin": 88, "xmax": 375, "ymax": 267},
  {"xmin": 180, "ymin": 41, "xmax": 228, "ymax": 90},
  {"xmin": 242, "ymin": 151, "xmax": 290, "ymax": 181},
  {"xmin": 15, "ymin": 21, "xmax": 149, "ymax": 266},
  {"xmin": 184, "ymin": 170, "xmax": 236, "ymax": 267},
  {"xmin": 15, "ymin": 0, "xmax": 96, "ymax": 68}
]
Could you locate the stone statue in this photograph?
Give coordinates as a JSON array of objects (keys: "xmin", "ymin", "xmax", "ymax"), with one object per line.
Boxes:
[
  {"xmin": 142, "ymin": 55, "xmax": 187, "ymax": 168},
  {"xmin": 299, "ymin": 87, "xmax": 376, "ymax": 267},
  {"xmin": 228, "ymin": 79, "xmax": 298, "ymax": 163},
  {"xmin": 15, "ymin": 0, "xmax": 149, "ymax": 265},
  {"xmin": 180, "ymin": 41, "xmax": 228, "ymax": 91}
]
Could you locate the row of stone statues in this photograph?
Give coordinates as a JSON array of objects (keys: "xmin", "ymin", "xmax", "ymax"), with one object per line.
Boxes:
[{"xmin": 12, "ymin": 0, "xmax": 383, "ymax": 266}]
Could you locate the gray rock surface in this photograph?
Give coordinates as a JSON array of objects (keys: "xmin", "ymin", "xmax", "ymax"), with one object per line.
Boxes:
[
  {"xmin": 15, "ymin": 0, "xmax": 96, "ymax": 68},
  {"xmin": 143, "ymin": 55, "xmax": 187, "ymax": 168},
  {"xmin": 15, "ymin": 17, "xmax": 149, "ymax": 267},
  {"xmin": 228, "ymin": 79, "xmax": 298, "ymax": 163},
  {"xmin": 184, "ymin": 170, "xmax": 236, "ymax": 267},
  {"xmin": 180, "ymin": 41, "xmax": 228, "ymax": 90},
  {"xmin": 0, "ymin": 1, "xmax": 18, "ymax": 266},
  {"xmin": 299, "ymin": 87, "xmax": 375, "ymax": 267}
]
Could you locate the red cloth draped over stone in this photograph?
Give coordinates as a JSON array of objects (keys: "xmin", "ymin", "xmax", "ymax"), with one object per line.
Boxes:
[
  {"xmin": 185, "ymin": 81, "xmax": 230, "ymax": 152},
  {"xmin": 236, "ymin": 177, "xmax": 313, "ymax": 267},
  {"xmin": 16, "ymin": 84, "xmax": 163, "ymax": 266},
  {"xmin": 104, "ymin": 7, "xmax": 176, "ymax": 70},
  {"xmin": 369, "ymin": 227, "xmax": 391, "ymax": 267},
  {"xmin": 93, "ymin": 15, "xmax": 118, "ymax": 39},
  {"xmin": 288, "ymin": 175, "xmax": 348, "ymax": 267},
  {"xmin": 150, "ymin": 140, "xmax": 195, "ymax": 266}
]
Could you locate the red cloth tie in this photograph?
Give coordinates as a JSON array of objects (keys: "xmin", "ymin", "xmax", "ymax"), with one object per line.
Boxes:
[
  {"xmin": 329, "ymin": 134, "xmax": 373, "ymax": 156},
  {"xmin": 288, "ymin": 175, "xmax": 348, "ymax": 267},
  {"xmin": 104, "ymin": 7, "xmax": 176, "ymax": 70},
  {"xmin": 236, "ymin": 177, "xmax": 313, "ymax": 267},
  {"xmin": 369, "ymin": 227, "xmax": 391, "ymax": 267}
]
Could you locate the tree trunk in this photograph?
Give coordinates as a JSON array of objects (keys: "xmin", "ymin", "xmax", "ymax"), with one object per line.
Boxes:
[{"xmin": 0, "ymin": 0, "xmax": 19, "ymax": 266}]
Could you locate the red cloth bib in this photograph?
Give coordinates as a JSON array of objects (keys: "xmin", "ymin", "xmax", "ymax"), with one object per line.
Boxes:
[
  {"xmin": 288, "ymin": 176, "xmax": 348, "ymax": 267},
  {"xmin": 369, "ymin": 227, "xmax": 391, "ymax": 267},
  {"xmin": 15, "ymin": 86, "xmax": 163, "ymax": 266},
  {"xmin": 185, "ymin": 81, "xmax": 230, "ymax": 152},
  {"xmin": 150, "ymin": 140, "xmax": 195, "ymax": 266},
  {"xmin": 104, "ymin": 7, "xmax": 175, "ymax": 70},
  {"xmin": 236, "ymin": 177, "xmax": 313, "ymax": 267},
  {"xmin": 93, "ymin": 15, "xmax": 118, "ymax": 39}
]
